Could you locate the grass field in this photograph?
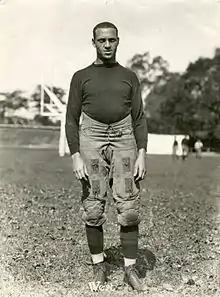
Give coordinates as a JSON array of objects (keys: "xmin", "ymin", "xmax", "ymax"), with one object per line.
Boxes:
[{"xmin": 0, "ymin": 148, "xmax": 220, "ymax": 297}]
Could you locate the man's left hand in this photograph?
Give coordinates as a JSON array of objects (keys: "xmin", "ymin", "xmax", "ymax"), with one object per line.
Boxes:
[{"xmin": 133, "ymin": 148, "xmax": 147, "ymax": 182}]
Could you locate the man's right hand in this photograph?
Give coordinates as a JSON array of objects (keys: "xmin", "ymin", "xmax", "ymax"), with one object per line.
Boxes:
[{"xmin": 72, "ymin": 152, "xmax": 89, "ymax": 180}]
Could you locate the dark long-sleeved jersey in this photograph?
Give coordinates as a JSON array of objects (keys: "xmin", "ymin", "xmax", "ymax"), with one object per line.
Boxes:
[{"xmin": 65, "ymin": 62, "xmax": 148, "ymax": 155}]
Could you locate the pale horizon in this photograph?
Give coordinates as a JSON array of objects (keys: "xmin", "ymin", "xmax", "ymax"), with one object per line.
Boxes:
[{"xmin": 0, "ymin": 0, "xmax": 220, "ymax": 94}]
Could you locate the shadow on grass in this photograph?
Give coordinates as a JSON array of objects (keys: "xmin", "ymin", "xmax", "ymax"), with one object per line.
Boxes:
[{"xmin": 104, "ymin": 244, "xmax": 156, "ymax": 278}]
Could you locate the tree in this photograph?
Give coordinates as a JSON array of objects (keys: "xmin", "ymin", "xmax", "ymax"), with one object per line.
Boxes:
[
  {"xmin": 30, "ymin": 85, "xmax": 66, "ymax": 126},
  {"xmin": 160, "ymin": 50, "xmax": 220, "ymax": 149},
  {"xmin": 126, "ymin": 52, "xmax": 170, "ymax": 110},
  {"xmin": 0, "ymin": 90, "xmax": 28, "ymax": 123},
  {"xmin": 31, "ymin": 84, "xmax": 42, "ymax": 110},
  {"xmin": 51, "ymin": 86, "xmax": 66, "ymax": 104},
  {"xmin": 31, "ymin": 85, "xmax": 66, "ymax": 111},
  {"xmin": 146, "ymin": 72, "xmax": 181, "ymax": 133}
]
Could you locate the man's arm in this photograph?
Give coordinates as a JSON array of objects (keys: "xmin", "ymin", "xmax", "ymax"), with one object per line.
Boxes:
[
  {"xmin": 65, "ymin": 72, "xmax": 82, "ymax": 156},
  {"xmin": 65, "ymin": 73, "xmax": 89, "ymax": 180},
  {"xmin": 130, "ymin": 73, "xmax": 148, "ymax": 152},
  {"xmin": 130, "ymin": 73, "xmax": 148, "ymax": 181}
]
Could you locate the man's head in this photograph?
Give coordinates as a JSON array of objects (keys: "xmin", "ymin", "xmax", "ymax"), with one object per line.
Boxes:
[{"xmin": 92, "ymin": 22, "xmax": 119, "ymax": 63}]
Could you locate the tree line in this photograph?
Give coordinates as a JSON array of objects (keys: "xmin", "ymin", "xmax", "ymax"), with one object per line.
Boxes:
[
  {"xmin": 0, "ymin": 85, "xmax": 65, "ymax": 126},
  {"xmin": 127, "ymin": 48, "xmax": 220, "ymax": 151},
  {"xmin": 0, "ymin": 48, "xmax": 220, "ymax": 150}
]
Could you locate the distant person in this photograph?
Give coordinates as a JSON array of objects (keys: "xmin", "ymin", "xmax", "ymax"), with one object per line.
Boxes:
[
  {"xmin": 181, "ymin": 135, "xmax": 189, "ymax": 160},
  {"xmin": 65, "ymin": 22, "xmax": 147, "ymax": 291},
  {"xmin": 194, "ymin": 139, "xmax": 203, "ymax": 159},
  {"xmin": 172, "ymin": 138, "xmax": 179, "ymax": 159}
]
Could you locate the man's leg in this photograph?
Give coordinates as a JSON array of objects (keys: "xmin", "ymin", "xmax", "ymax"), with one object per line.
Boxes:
[
  {"xmin": 86, "ymin": 224, "xmax": 104, "ymax": 264},
  {"xmin": 182, "ymin": 146, "xmax": 186, "ymax": 160},
  {"xmin": 80, "ymin": 148, "xmax": 109, "ymax": 283},
  {"xmin": 111, "ymin": 148, "xmax": 143, "ymax": 291},
  {"xmin": 120, "ymin": 225, "xmax": 139, "ymax": 266}
]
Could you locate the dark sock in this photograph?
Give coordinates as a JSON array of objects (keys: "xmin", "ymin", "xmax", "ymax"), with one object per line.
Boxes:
[
  {"xmin": 120, "ymin": 225, "xmax": 138, "ymax": 259},
  {"xmin": 85, "ymin": 224, "xmax": 104, "ymax": 254}
]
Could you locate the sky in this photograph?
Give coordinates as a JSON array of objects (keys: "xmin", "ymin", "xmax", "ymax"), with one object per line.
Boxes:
[{"xmin": 0, "ymin": 0, "xmax": 220, "ymax": 94}]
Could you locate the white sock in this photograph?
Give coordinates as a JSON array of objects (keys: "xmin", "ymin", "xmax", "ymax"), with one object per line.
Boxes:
[
  {"xmin": 91, "ymin": 252, "xmax": 104, "ymax": 264},
  {"xmin": 124, "ymin": 257, "xmax": 136, "ymax": 267}
]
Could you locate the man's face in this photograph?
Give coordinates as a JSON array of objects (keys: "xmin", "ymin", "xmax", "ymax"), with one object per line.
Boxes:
[{"xmin": 92, "ymin": 27, "xmax": 119, "ymax": 61}]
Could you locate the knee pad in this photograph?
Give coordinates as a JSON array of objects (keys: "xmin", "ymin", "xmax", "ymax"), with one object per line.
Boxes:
[
  {"xmin": 82, "ymin": 200, "xmax": 107, "ymax": 226},
  {"xmin": 118, "ymin": 209, "xmax": 141, "ymax": 227}
]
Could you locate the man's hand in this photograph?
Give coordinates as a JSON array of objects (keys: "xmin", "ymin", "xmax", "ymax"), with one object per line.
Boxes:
[
  {"xmin": 133, "ymin": 148, "xmax": 147, "ymax": 182},
  {"xmin": 72, "ymin": 152, "xmax": 89, "ymax": 180}
]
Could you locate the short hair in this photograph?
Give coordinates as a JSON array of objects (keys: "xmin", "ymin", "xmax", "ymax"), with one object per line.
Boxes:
[{"xmin": 93, "ymin": 22, "xmax": 118, "ymax": 39}]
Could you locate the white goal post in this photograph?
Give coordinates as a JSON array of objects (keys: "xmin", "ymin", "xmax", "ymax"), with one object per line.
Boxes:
[{"xmin": 40, "ymin": 84, "xmax": 69, "ymax": 157}]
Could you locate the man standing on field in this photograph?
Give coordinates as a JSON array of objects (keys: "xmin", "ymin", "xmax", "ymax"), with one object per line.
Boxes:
[{"xmin": 65, "ymin": 22, "xmax": 147, "ymax": 292}]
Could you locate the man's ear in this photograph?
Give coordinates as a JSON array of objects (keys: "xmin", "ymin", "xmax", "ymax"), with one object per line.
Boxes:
[
  {"xmin": 92, "ymin": 38, "xmax": 96, "ymax": 48},
  {"xmin": 117, "ymin": 37, "xmax": 120, "ymax": 45}
]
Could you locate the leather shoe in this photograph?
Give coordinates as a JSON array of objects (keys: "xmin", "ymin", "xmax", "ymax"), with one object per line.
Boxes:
[
  {"xmin": 124, "ymin": 264, "xmax": 144, "ymax": 292},
  {"xmin": 92, "ymin": 261, "xmax": 107, "ymax": 285}
]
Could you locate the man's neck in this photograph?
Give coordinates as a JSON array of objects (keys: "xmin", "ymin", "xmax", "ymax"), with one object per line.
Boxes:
[{"xmin": 94, "ymin": 57, "xmax": 117, "ymax": 65}]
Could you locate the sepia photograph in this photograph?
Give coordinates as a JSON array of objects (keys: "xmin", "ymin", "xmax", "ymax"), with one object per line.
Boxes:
[{"xmin": 0, "ymin": 0, "xmax": 220, "ymax": 296}]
